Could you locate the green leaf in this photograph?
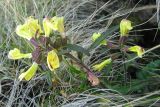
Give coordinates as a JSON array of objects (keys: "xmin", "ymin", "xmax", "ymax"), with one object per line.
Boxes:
[
  {"xmin": 110, "ymin": 80, "xmax": 147, "ymax": 94},
  {"xmin": 78, "ymin": 80, "xmax": 90, "ymax": 92},
  {"xmin": 46, "ymin": 70, "xmax": 52, "ymax": 86},
  {"xmin": 68, "ymin": 65, "xmax": 87, "ymax": 79},
  {"xmin": 58, "ymin": 49, "xmax": 70, "ymax": 55},
  {"xmin": 68, "ymin": 65, "xmax": 81, "ymax": 74},
  {"xmin": 89, "ymin": 25, "xmax": 119, "ymax": 50},
  {"xmin": 142, "ymin": 60, "xmax": 160, "ymax": 72},
  {"xmin": 66, "ymin": 44, "xmax": 90, "ymax": 56},
  {"xmin": 137, "ymin": 60, "xmax": 160, "ymax": 80}
]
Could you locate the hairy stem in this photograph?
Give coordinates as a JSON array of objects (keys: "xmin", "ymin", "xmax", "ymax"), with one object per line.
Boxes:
[{"xmin": 65, "ymin": 53, "xmax": 93, "ymax": 74}]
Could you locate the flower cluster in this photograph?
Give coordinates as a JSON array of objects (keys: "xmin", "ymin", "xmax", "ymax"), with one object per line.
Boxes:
[
  {"xmin": 91, "ymin": 19, "xmax": 145, "ymax": 71},
  {"xmin": 8, "ymin": 16, "xmax": 146, "ymax": 86},
  {"xmin": 8, "ymin": 16, "xmax": 65, "ymax": 81}
]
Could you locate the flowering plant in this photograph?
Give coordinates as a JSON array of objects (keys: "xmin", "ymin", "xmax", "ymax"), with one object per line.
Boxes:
[
  {"xmin": 90, "ymin": 19, "xmax": 145, "ymax": 75},
  {"xmin": 8, "ymin": 16, "xmax": 99, "ymax": 86},
  {"xmin": 8, "ymin": 16, "xmax": 145, "ymax": 86}
]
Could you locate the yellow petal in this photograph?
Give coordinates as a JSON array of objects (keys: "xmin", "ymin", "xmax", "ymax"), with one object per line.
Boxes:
[
  {"xmin": 8, "ymin": 48, "xmax": 32, "ymax": 60},
  {"xmin": 18, "ymin": 62, "xmax": 38, "ymax": 81},
  {"xmin": 16, "ymin": 16, "xmax": 42, "ymax": 40},
  {"xmin": 120, "ymin": 19, "xmax": 133, "ymax": 36},
  {"xmin": 47, "ymin": 50, "xmax": 60, "ymax": 71},
  {"xmin": 91, "ymin": 33, "xmax": 107, "ymax": 45},
  {"xmin": 92, "ymin": 58, "xmax": 112, "ymax": 71},
  {"xmin": 43, "ymin": 18, "xmax": 52, "ymax": 37},
  {"xmin": 50, "ymin": 16, "xmax": 65, "ymax": 33},
  {"xmin": 128, "ymin": 46, "xmax": 145, "ymax": 58}
]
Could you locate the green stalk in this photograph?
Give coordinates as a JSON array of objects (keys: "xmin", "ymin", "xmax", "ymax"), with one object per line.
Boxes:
[{"xmin": 119, "ymin": 36, "xmax": 127, "ymax": 85}]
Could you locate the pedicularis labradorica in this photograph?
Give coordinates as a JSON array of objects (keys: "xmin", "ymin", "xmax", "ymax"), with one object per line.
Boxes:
[
  {"xmin": 8, "ymin": 16, "xmax": 99, "ymax": 86},
  {"xmin": 8, "ymin": 16, "xmax": 145, "ymax": 86},
  {"xmin": 8, "ymin": 16, "xmax": 65, "ymax": 81},
  {"xmin": 91, "ymin": 19, "xmax": 145, "ymax": 72}
]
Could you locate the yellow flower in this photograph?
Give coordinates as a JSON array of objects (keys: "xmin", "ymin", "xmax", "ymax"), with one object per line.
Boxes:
[
  {"xmin": 91, "ymin": 33, "xmax": 107, "ymax": 45},
  {"xmin": 16, "ymin": 16, "xmax": 43, "ymax": 40},
  {"xmin": 92, "ymin": 58, "xmax": 112, "ymax": 71},
  {"xmin": 51, "ymin": 16, "xmax": 65, "ymax": 33},
  {"xmin": 47, "ymin": 50, "xmax": 60, "ymax": 71},
  {"xmin": 18, "ymin": 62, "xmax": 38, "ymax": 81},
  {"xmin": 128, "ymin": 46, "xmax": 145, "ymax": 58},
  {"xmin": 120, "ymin": 19, "xmax": 133, "ymax": 36},
  {"xmin": 8, "ymin": 48, "xmax": 32, "ymax": 60},
  {"xmin": 43, "ymin": 18, "xmax": 53, "ymax": 37}
]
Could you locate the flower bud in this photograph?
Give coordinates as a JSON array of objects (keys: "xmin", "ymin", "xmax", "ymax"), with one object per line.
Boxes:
[
  {"xmin": 16, "ymin": 16, "xmax": 42, "ymax": 40},
  {"xmin": 47, "ymin": 50, "xmax": 60, "ymax": 71},
  {"xmin": 19, "ymin": 62, "xmax": 38, "ymax": 81},
  {"xmin": 128, "ymin": 46, "xmax": 145, "ymax": 58},
  {"xmin": 51, "ymin": 16, "xmax": 65, "ymax": 33},
  {"xmin": 8, "ymin": 48, "xmax": 32, "ymax": 60},
  {"xmin": 92, "ymin": 58, "xmax": 112, "ymax": 71},
  {"xmin": 91, "ymin": 33, "xmax": 107, "ymax": 45},
  {"xmin": 120, "ymin": 19, "xmax": 133, "ymax": 36}
]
